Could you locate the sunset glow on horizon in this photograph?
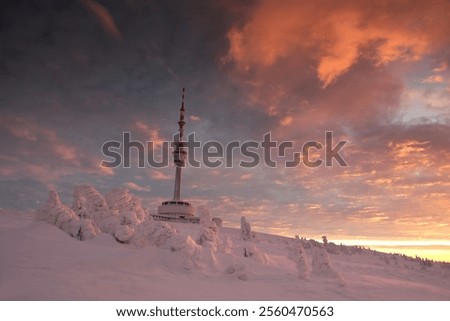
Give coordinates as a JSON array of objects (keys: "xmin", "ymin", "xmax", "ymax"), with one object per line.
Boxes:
[{"xmin": 1, "ymin": 1, "xmax": 449, "ymax": 262}]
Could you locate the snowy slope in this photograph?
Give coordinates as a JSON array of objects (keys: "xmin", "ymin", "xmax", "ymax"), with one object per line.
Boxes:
[{"xmin": 1, "ymin": 209, "xmax": 450, "ymax": 300}]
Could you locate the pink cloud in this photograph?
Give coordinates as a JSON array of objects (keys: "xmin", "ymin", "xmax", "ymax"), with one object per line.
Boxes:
[
  {"xmin": 134, "ymin": 120, "xmax": 165, "ymax": 144},
  {"xmin": 0, "ymin": 116, "xmax": 114, "ymax": 182},
  {"xmin": 148, "ymin": 170, "xmax": 172, "ymax": 181},
  {"xmin": 224, "ymin": 0, "xmax": 450, "ymax": 87},
  {"xmin": 122, "ymin": 182, "xmax": 151, "ymax": 192}
]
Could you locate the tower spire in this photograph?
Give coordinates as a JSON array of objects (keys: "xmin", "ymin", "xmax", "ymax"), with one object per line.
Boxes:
[
  {"xmin": 173, "ymin": 88, "xmax": 187, "ymax": 201},
  {"xmin": 178, "ymin": 87, "xmax": 186, "ymax": 143}
]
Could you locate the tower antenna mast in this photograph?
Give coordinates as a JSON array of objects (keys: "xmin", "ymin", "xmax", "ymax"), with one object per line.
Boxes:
[{"xmin": 173, "ymin": 87, "xmax": 186, "ymax": 201}]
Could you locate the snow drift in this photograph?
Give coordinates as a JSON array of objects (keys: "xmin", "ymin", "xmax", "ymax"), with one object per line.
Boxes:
[{"xmin": 2, "ymin": 187, "xmax": 450, "ymax": 300}]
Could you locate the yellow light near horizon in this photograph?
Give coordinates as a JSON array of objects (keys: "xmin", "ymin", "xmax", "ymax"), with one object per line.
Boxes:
[
  {"xmin": 334, "ymin": 239, "xmax": 450, "ymax": 263},
  {"xmin": 335, "ymin": 239, "xmax": 450, "ymax": 247},
  {"xmin": 231, "ymin": 224, "xmax": 450, "ymax": 263},
  {"xmin": 371, "ymin": 246, "xmax": 450, "ymax": 263}
]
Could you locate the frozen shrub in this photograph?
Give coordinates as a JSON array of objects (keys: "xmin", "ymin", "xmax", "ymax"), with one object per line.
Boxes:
[
  {"xmin": 325, "ymin": 242, "xmax": 340, "ymax": 255},
  {"xmin": 212, "ymin": 217, "xmax": 223, "ymax": 227}
]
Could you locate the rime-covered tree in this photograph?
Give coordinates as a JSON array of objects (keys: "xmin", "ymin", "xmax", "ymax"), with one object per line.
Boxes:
[
  {"xmin": 293, "ymin": 241, "xmax": 309, "ymax": 279},
  {"xmin": 106, "ymin": 189, "xmax": 148, "ymax": 227},
  {"xmin": 38, "ymin": 190, "xmax": 98, "ymax": 240},
  {"xmin": 240, "ymin": 216, "xmax": 252, "ymax": 241},
  {"xmin": 197, "ymin": 206, "xmax": 219, "ymax": 249},
  {"xmin": 72, "ymin": 185, "xmax": 112, "ymax": 232}
]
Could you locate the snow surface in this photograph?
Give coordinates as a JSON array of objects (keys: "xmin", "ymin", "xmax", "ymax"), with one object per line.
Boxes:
[{"xmin": 1, "ymin": 208, "xmax": 450, "ymax": 300}]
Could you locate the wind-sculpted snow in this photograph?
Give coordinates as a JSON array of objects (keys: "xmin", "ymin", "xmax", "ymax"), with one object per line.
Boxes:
[
  {"xmin": 171, "ymin": 235, "xmax": 205, "ymax": 270},
  {"xmin": 3, "ymin": 190, "xmax": 449, "ymax": 300},
  {"xmin": 243, "ymin": 243, "xmax": 271, "ymax": 265},
  {"xmin": 224, "ymin": 263, "xmax": 249, "ymax": 281}
]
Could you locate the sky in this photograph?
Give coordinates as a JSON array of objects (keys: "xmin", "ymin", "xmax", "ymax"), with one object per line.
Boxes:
[{"xmin": 1, "ymin": 0, "xmax": 450, "ymax": 261}]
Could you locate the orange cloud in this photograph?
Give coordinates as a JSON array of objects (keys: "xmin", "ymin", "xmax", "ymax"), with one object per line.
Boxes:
[
  {"xmin": 240, "ymin": 173, "xmax": 253, "ymax": 180},
  {"xmin": 224, "ymin": 0, "xmax": 450, "ymax": 87},
  {"xmin": 433, "ymin": 63, "xmax": 448, "ymax": 73},
  {"xmin": 279, "ymin": 116, "xmax": 293, "ymax": 126},
  {"xmin": 422, "ymin": 75, "xmax": 444, "ymax": 84}
]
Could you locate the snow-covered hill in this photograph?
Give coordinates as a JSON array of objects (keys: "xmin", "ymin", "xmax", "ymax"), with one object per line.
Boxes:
[{"xmin": 1, "ymin": 205, "xmax": 450, "ymax": 300}]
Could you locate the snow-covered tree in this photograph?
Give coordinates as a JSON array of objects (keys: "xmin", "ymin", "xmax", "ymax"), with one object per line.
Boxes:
[
  {"xmin": 114, "ymin": 224, "xmax": 135, "ymax": 243},
  {"xmin": 152, "ymin": 222, "xmax": 178, "ymax": 246},
  {"xmin": 219, "ymin": 236, "xmax": 233, "ymax": 254},
  {"xmin": 312, "ymin": 248, "xmax": 333, "ymax": 275},
  {"xmin": 131, "ymin": 217, "xmax": 155, "ymax": 247},
  {"xmin": 79, "ymin": 218, "xmax": 100, "ymax": 240},
  {"xmin": 240, "ymin": 216, "xmax": 252, "ymax": 241},
  {"xmin": 311, "ymin": 248, "xmax": 344, "ymax": 285},
  {"xmin": 242, "ymin": 243, "xmax": 270, "ymax": 264},
  {"xmin": 36, "ymin": 190, "xmax": 62, "ymax": 225},
  {"xmin": 171, "ymin": 236, "xmax": 204, "ymax": 270},
  {"xmin": 72, "ymin": 185, "xmax": 112, "ymax": 232},
  {"xmin": 37, "ymin": 190, "xmax": 81, "ymax": 239},
  {"xmin": 197, "ymin": 206, "xmax": 219, "ymax": 249},
  {"xmin": 293, "ymin": 241, "xmax": 309, "ymax": 279},
  {"xmin": 106, "ymin": 189, "xmax": 148, "ymax": 227}
]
